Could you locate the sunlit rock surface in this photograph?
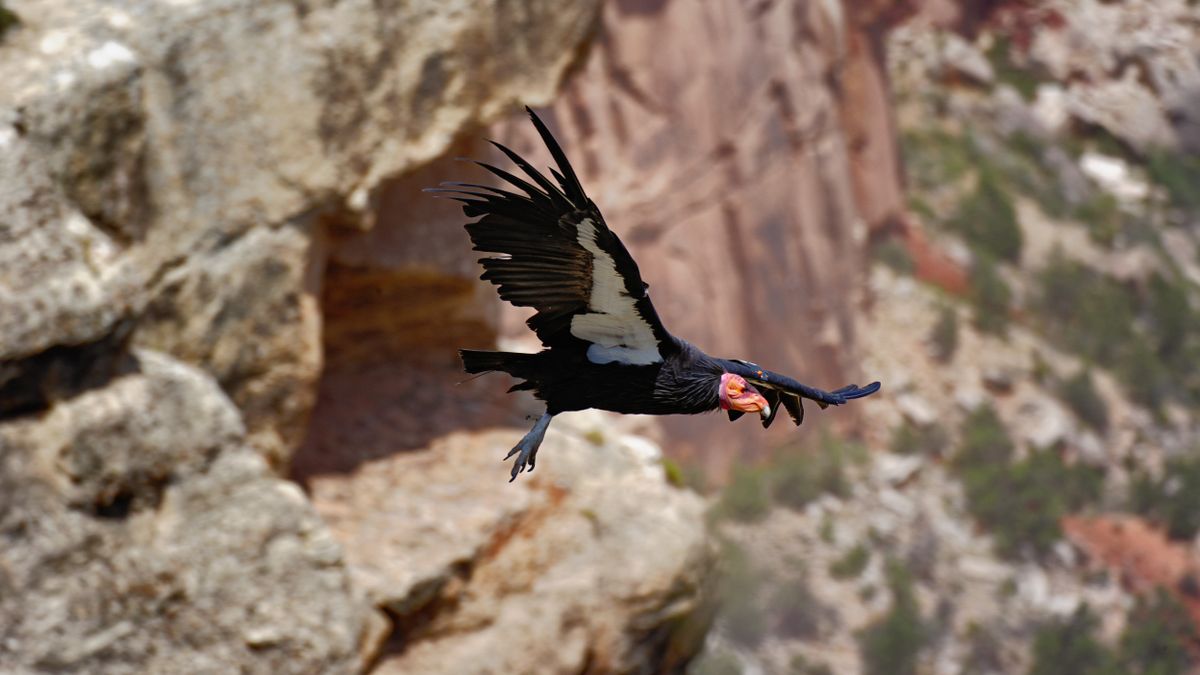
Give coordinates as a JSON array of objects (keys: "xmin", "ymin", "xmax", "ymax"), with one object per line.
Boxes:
[
  {"xmin": 312, "ymin": 414, "xmax": 713, "ymax": 675},
  {"xmin": 0, "ymin": 350, "xmax": 382, "ymax": 674}
]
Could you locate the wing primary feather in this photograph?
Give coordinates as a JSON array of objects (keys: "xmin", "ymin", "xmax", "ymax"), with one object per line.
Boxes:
[
  {"xmin": 472, "ymin": 161, "xmax": 553, "ymax": 204},
  {"xmin": 525, "ymin": 106, "xmax": 587, "ymax": 206},
  {"xmin": 760, "ymin": 388, "xmax": 781, "ymax": 429},
  {"xmin": 487, "ymin": 141, "xmax": 572, "ymax": 209},
  {"xmin": 781, "ymin": 394, "xmax": 805, "ymax": 426},
  {"xmin": 438, "ymin": 108, "xmax": 676, "ymax": 358},
  {"xmin": 437, "ymin": 181, "xmax": 523, "ymax": 198}
]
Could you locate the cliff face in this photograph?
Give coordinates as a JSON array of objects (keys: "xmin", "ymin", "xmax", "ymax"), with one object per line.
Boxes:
[
  {"xmin": 0, "ymin": 0, "xmax": 925, "ymax": 672},
  {"xmin": 0, "ymin": 1, "xmax": 614, "ymax": 672}
]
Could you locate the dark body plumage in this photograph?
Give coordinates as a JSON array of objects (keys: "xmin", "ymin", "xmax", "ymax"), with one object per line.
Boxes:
[
  {"xmin": 435, "ymin": 108, "xmax": 880, "ymax": 480},
  {"xmin": 463, "ymin": 338, "xmax": 724, "ymax": 416}
]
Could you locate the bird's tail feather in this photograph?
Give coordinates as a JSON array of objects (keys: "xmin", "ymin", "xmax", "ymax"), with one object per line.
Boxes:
[
  {"xmin": 460, "ymin": 349, "xmax": 537, "ymax": 376},
  {"xmin": 460, "ymin": 350, "xmax": 541, "ymax": 393}
]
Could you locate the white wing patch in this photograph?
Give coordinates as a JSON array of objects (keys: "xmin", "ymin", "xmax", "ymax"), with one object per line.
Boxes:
[{"xmin": 570, "ymin": 217, "xmax": 662, "ymax": 365}]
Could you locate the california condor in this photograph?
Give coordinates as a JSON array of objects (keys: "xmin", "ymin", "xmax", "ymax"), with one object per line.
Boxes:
[{"xmin": 432, "ymin": 107, "xmax": 881, "ymax": 481}]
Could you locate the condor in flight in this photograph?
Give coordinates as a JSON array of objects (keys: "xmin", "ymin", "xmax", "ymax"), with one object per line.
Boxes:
[{"xmin": 434, "ymin": 108, "xmax": 881, "ymax": 481}]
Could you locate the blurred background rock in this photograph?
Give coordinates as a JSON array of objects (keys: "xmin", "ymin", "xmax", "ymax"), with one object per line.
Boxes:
[{"xmin": 1, "ymin": 0, "xmax": 1199, "ymax": 673}]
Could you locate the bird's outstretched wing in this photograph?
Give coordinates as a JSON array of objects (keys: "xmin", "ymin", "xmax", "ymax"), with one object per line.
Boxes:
[
  {"xmin": 757, "ymin": 380, "xmax": 880, "ymax": 429},
  {"xmin": 724, "ymin": 359, "xmax": 881, "ymax": 429},
  {"xmin": 430, "ymin": 107, "xmax": 677, "ymax": 366}
]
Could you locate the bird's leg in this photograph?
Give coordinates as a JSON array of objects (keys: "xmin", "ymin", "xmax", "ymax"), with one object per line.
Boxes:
[{"xmin": 504, "ymin": 412, "xmax": 554, "ymax": 482}]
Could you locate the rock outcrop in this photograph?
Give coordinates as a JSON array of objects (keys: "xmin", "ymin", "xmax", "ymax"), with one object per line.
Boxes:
[
  {"xmin": 0, "ymin": 350, "xmax": 381, "ymax": 674},
  {"xmin": 311, "ymin": 414, "xmax": 712, "ymax": 674}
]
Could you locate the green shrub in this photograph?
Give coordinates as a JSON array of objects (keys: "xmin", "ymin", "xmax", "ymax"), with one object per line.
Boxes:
[
  {"xmin": 770, "ymin": 576, "xmax": 827, "ymax": 639},
  {"xmin": 957, "ymin": 405, "xmax": 1014, "ymax": 467},
  {"xmin": 717, "ymin": 539, "xmax": 768, "ymax": 648},
  {"xmin": 1147, "ymin": 274, "xmax": 1194, "ymax": 363},
  {"xmin": 769, "ymin": 437, "xmax": 854, "ymax": 511},
  {"xmin": 995, "ymin": 131, "xmax": 1076, "ymax": 220},
  {"xmin": 692, "ymin": 648, "xmax": 743, "ymax": 675},
  {"xmin": 1117, "ymin": 589, "xmax": 1194, "ymax": 675},
  {"xmin": 661, "ymin": 458, "xmax": 685, "ymax": 488},
  {"xmin": 0, "ymin": 2, "xmax": 17, "ymax": 39},
  {"xmin": 929, "ymin": 305, "xmax": 959, "ymax": 362},
  {"xmin": 969, "ymin": 254, "xmax": 1012, "ymax": 335},
  {"xmin": 1058, "ymin": 369, "xmax": 1109, "ymax": 432},
  {"xmin": 1029, "ymin": 606, "xmax": 1120, "ymax": 675},
  {"xmin": 790, "ymin": 655, "xmax": 834, "ymax": 675},
  {"xmin": 858, "ymin": 561, "xmax": 927, "ymax": 675},
  {"xmin": 1030, "ymin": 349, "xmax": 1053, "ymax": 384},
  {"xmin": 830, "ymin": 544, "xmax": 871, "ymax": 580},
  {"xmin": 1129, "ymin": 273, "xmax": 1197, "ymax": 409},
  {"xmin": 954, "ymin": 405, "xmax": 1103, "ymax": 559},
  {"xmin": 1034, "ymin": 251, "xmax": 1136, "ymax": 363},
  {"xmin": 819, "ymin": 515, "xmax": 835, "ymax": 543},
  {"xmin": 1032, "ymin": 594, "xmax": 1197, "ymax": 675},
  {"xmin": 663, "ymin": 457, "xmax": 707, "ymax": 492},
  {"xmin": 950, "ymin": 170, "xmax": 1024, "ymax": 263},
  {"xmin": 963, "ymin": 623, "xmax": 1006, "ymax": 674},
  {"xmin": 1074, "ymin": 192, "xmax": 1123, "ymax": 248},
  {"xmin": 985, "ymin": 36, "xmax": 1042, "ymax": 101},
  {"xmin": 1130, "ymin": 454, "xmax": 1200, "ymax": 540},
  {"xmin": 1147, "ymin": 149, "xmax": 1200, "ymax": 213},
  {"xmin": 997, "ymin": 450, "xmax": 1104, "ymax": 557},
  {"xmin": 908, "ymin": 195, "xmax": 938, "ymax": 222},
  {"xmin": 901, "ymin": 129, "xmax": 976, "ymax": 190},
  {"xmin": 714, "ymin": 465, "xmax": 771, "ymax": 523},
  {"xmin": 1115, "ymin": 340, "xmax": 1172, "ymax": 412},
  {"xmin": 1034, "ymin": 252, "xmax": 1198, "ymax": 411},
  {"xmin": 890, "ymin": 420, "xmax": 950, "ymax": 457},
  {"xmin": 873, "ymin": 238, "xmax": 915, "ymax": 275}
]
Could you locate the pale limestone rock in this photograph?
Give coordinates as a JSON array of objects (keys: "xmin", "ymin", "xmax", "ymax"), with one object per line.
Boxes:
[
  {"xmin": 1031, "ymin": 83, "xmax": 1069, "ymax": 134},
  {"xmin": 898, "ymin": 391, "xmax": 939, "ymax": 427},
  {"xmin": 874, "ymin": 453, "xmax": 925, "ymax": 486},
  {"xmin": 940, "ymin": 34, "xmax": 994, "ymax": 85},
  {"xmin": 1080, "ymin": 151, "xmax": 1151, "ymax": 203},
  {"xmin": 955, "ymin": 386, "xmax": 987, "ymax": 412},
  {"xmin": 0, "ymin": 0, "xmax": 600, "ymax": 463},
  {"xmin": 0, "ymin": 350, "xmax": 381, "ymax": 674},
  {"xmin": 311, "ymin": 422, "xmax": 714, "ymax": 675},
  {"xmin": 1029, "ymin": 0, "xmax": 1200, "ymax": 151}
]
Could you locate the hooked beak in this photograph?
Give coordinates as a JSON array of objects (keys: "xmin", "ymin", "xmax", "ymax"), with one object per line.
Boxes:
[
  {"xmin": 719, "ymin": 373, "xmax": 770, "ymax": 416},
  {"xmin": 759, "ymin": 400, "xmax": 773, "ymax": 421}
]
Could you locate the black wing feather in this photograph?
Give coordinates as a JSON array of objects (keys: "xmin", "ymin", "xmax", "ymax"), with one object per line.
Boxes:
[{"xmin": 442, "ymin": 107, "xmax": 675, "ymax": 356}]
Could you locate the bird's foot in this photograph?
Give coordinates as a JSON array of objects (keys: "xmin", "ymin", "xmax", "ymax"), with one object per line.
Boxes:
[
  {"xmin": 504, "ymin": 439, "xmax": 539, "ymax": 481},
  {"xmin": 504, "ymin": 412, "xmax": 553, "ymax": 482}
]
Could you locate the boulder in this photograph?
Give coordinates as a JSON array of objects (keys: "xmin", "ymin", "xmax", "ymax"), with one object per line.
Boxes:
[
  {"xmin": 310, "ymin": 419, "xmax": 715, "ymax": 675},
  {"xmin": 0, "ymin": 350, "xmax": 383, "ymax": 674}
]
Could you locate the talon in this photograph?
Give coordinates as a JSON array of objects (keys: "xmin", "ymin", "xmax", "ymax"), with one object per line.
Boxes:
[{"xmin": 505, "ymin": 412, "xmax": 553, "ymax": 482}]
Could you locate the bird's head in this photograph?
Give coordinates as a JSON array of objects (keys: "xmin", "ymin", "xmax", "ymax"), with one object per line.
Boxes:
[{"xmin": 718, "ymin": 372, "xmax": 771, "ymax": 418}]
